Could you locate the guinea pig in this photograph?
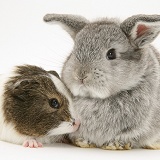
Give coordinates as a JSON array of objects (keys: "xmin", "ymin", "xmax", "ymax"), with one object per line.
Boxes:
[{"xmin": 0, "ymin": 65, "xmax": 80, "ymax": 148}]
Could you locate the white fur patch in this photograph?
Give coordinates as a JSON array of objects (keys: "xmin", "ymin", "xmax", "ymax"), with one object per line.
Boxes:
[
  {"xmin": 49, "ymin": 74, "xmax": 77, "ymax": 118},
  {"xmin": 47, "ymin": 121, "xmax": 75, "ymax": 136}
]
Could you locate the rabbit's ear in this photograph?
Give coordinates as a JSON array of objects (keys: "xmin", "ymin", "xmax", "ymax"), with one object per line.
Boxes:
[
  {"xmin": 43, "ymin": 14, "xmax": 89, "ymax": 39},
  {"xmin": 121, "ymin": 15, "xmax": 160, "ymax": 48}
]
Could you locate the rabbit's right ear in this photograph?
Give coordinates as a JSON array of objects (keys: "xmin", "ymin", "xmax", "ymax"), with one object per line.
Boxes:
[
  {"xmin": 43, "ymin": 14, "xmax": 89, "ymax": 39},
  {"xmin": 121, "ymin": 14, "xmax": 160, "ymax": 48}
]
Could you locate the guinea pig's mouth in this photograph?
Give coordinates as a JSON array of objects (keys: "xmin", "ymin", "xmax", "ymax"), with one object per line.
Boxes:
[{"xmin": 47, "ymin": 119, "xmax": 80, "ymax": 136}]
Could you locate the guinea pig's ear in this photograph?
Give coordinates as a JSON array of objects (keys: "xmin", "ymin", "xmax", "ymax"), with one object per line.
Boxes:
[
  {"xmin": 13, "ymin": 79, "xmax": 39, "ymax": 90},
  {"xmin": 121, "ymin": 14, "xmax": 160, "ymax": 48},
  {"xmin": 48, "ymin": 70, "xmax": 60, "ymax": 79},
  {"xmin": 11, "ymin": 79, "xmax": 40, "ymax": 101},
  {"xmin": 43, "ymin": 13, "xmax": 89, "ymax": 39}
]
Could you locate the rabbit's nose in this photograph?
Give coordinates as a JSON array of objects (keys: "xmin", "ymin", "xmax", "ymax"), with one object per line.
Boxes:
[
  {"xmin": 79, "ymin": 69, "xmax": 87, "ymax": 77},
  {"xmin": 74, "ymin": 74, "xmax": 88, "ymax": 84},
  {"xmin": 74, "ymin": 68, "xmax": 90, "ymax": 83},
  {"xmin": 78, "ymin": 76, "xmax": 88, "ymax": 84}
]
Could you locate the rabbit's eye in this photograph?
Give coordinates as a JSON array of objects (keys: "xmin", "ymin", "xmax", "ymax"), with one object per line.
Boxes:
[
  {"xmin": 49, "ymin": 98, "xmax": 60, "ymax": 109},
  {"xmin": 106, "ymin": 49, "xmax": 116, "ymax": 60}
]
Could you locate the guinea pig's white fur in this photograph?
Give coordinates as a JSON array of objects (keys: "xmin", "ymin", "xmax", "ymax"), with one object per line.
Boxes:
[{"xmin": 0, "ymin": 72, "xmax": 30, "ymax": 144}]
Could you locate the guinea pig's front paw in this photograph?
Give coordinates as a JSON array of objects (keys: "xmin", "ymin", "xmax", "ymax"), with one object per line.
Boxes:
[
  {"xmin": 74, "ymin": 138, "xmax": 96, "ymax": 148},
  {"xmin": 101, "ymin": 141, "xmax": 132, "ymax": 150},
  {"xmin": 22, "ymin": 139, "xmax": 43, "ymax": 148}
]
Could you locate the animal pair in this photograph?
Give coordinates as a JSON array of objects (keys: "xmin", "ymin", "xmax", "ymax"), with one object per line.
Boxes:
[{"xmin": 1, "ymin": 13, "xmax": 160, "ymax": 150}]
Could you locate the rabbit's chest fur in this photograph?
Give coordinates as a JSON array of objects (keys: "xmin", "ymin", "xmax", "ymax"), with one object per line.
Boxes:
[{"xmin": 70, "ymin": 80, "xmax": 160, "ymax": 147}]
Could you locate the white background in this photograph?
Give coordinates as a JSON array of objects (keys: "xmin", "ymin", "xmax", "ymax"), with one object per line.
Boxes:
[{"xmin": 0, "ymin": 0, "xmax": 160, "ymax": 160}]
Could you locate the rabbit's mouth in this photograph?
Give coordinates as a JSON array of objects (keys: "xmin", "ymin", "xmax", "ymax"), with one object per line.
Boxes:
[
  {"xmin": 73, "ymin": 71, "xmax": 92, "ymax": 85},
  {"xmin": 71, "ymin": 82, "xmax": 110, "ymax": 99},
  {"xmin": 72, "ymin": 84, "xmax": 90, "ymax": 97}
]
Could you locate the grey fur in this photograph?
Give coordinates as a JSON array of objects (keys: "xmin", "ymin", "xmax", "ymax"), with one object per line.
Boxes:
[{"xmin": 44, "ymin": 14, "xmax": 160, "ymax": 149}]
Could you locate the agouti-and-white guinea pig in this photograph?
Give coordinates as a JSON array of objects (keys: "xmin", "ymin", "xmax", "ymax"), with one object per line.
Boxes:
[{"xmin": 0, "ymin": 65, "xmax": 80, "ymax": 148}]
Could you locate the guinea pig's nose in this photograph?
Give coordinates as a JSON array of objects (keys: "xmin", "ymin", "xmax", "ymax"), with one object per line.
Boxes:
[
  {"xmin": 72, "ymin": 119, "xmax": 76, "ymax": 126},
  {"xmin": 72, "ymin": 118, "xmax": 80, "ymax": 132},
  {"xmin": 71, "ymin": 118, "xmax": 80, "ymax": 126}
]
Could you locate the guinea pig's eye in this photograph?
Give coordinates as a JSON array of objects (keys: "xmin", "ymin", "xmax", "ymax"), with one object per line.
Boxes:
[
  {"xmin": 49, "ymin": 98, "xmax": 60, "ymax": 109},
  {"xmin": 106, "ymin": 48, "xmax": 116, "ymax": 60}
]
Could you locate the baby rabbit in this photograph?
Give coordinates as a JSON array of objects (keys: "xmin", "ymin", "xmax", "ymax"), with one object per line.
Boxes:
[
  {"xmin": 44, "ymin": 14, "xmax": 160, "ymax": 150},
  {"xmin": 0, "ymin": 65, "xmax": 80, "ymax": 148}
]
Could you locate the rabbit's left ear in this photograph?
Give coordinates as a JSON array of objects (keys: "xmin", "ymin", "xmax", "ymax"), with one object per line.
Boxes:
[
  {"xmin": 43, "ymin": 13, "xmax": 89, "ymax": 39},
  {"xmin": 121, "ymin": 14, "xmax": 160, "ymax": 48}
]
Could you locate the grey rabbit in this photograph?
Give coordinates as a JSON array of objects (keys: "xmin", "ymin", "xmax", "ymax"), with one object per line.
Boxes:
[
  {"xmin": 44, "ymin": 13, "xmax": 160, "ymax": 150},
  {"xmin": 0, "ymin": 65, "xmax": 80, "ymax": 148}
]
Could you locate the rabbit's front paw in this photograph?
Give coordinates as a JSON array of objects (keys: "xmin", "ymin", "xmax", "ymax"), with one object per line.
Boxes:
[
  {"xmin": 144, "ymin": 143, "xmax": 160, "ymax": 150},
  {"xmin": 102, "ymin": 141, "xmax": 132, "ymax": 150},
  {"xmin": 74, "ymin": 138, "xmax": 96, "ymax": 148}
]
